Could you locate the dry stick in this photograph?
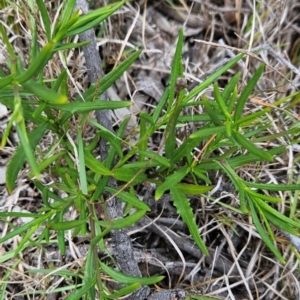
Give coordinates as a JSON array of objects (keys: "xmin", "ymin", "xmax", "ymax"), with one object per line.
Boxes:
[{"xmin": 73, "ymin": 1, "xmax": 150, "ymax": 299}]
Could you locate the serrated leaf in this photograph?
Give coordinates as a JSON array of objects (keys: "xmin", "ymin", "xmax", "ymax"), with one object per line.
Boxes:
[{"xmin": 170, "ymin": 186, "xmax": 209, "ymax": 255}]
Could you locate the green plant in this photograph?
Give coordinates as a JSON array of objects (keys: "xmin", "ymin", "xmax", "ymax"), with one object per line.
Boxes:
[{"xmin": 0, "ymin": 0, "xmax": 300, "ymax": 299}]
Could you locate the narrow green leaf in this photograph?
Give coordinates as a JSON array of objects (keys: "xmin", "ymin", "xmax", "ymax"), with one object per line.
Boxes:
[
  {"xmin": 263, "ymin": 209, "xmax": 299, "ymax": 236},
  {"xmin": 116, "ymin": 160, "xmax": 160, "ymax": 169},
  {"xmin": 84, "ymin": 149, "xmax": 113, "ymax": 175},
  {"xmin": 14, "ymin": 224, "xmax": 38, "ymax": 256},
  {"xmin": 64, "ymin": 2, "xmax": 124, "ymax": 38},
  {"xmin": 252, "ymin": 196, "xmax": 300, "ymax": 229},
  {"xmin": 222, "ymin": 72, "xmax": 240, "ymax": 105},
  {"xmin": 21, "ymin": 79, "xmax": 68, "ymax": 104},
  {"xmin": 54, "ymin": 41, "xmax": 90, "ymax": 52},
  {"xmin": 247, "ymin": 189, "xmax": 282, "ymax": 203},
  {"xmin": 47, "ymin": 219, "xmax": 88, "ymax": 231},
  {"xmin": 189, "ymin": 125, "xmax": 225, "ymax": 139},
  {"xmin": 233, "ymin": 64, "xmax": 264, "ymax": 122},
  {"xmin": 16, "ymin": 120, "xmax": 40, "ymax": 178},
  {"xmin": 245, "ymin": 181, "xmax": 300, "ymax": 191},
  {"xmin": 164, "ymin": 29, "xmax": 184, "ymax": 163},
  {"xmin": 233, "ymin": 132, "xmax": 273, "ymax": 162},
  {"xmin": 50, "ymin": 100, "xmax": 131, "ymax": 113},
  {"xmin": 99, "ymin": 130, "xmax": 123, "ymax": 158},
  {"xmin": 64, "ymin": 280, "xmax": 96, "ymax": 300},
  {"xmin": 16, "ymin": 42, "xmax": 55, "ymax": 83},
  {"xmin": 138, "ymin": 117, "xmax": 148, "ymax": 162},
  {"xmin": 170, "ymin": 186, "xmax": 209, "ymax": 255},
  {"xmin": 112, "ymin": 168, "xmax": 147, "ymax": 185},
  {"xmin": 0, "ymin": 213, "xmax": 50, "ymax": 244},
  {"xmin": 196, "ymin": 146, "xmax": 284, "ymax": 170},
  {"xmin": 98, "ymin": 51, "xmax": 141, "ymax": 96},
  {"xmin": 155, "ymin": 166, "xmax": 189, "ymax": 200},
  {"xmin": 77, "ymin": 129, "xmax": 88, "ymax": 194},
  {"xmin": 202, "ymin": 95, "xmax": 223, "ymax": 126},
  {"xmin": 248, "ymin": 197, "xmax": 285, "ymax": 263},
  {"xmin": 84, "ymin": 248, "xmax": 95, "ymax": 300},
  {"xmin": 140, "ymin": 112, "xmax": 154, "ymax": 125},
  {"xmin": 153, "ymin": 86, "xmax": 170, "ymax": 123},
  {"xmin": 227, "ymin": 85, "xmax": 238, "ymax": 114},
  {"xmin": 252, "ymin": 195, "xmax": 276, "ymax": 242},
  {"xmin": 168, "ymin": 28, "xmax": 184, "ymax": 108},
  {"xmin": 138, "ymin": 150, "xmax": 170, "ymax": 167},
  {"xmin": 106, "ymin": 283, "xmax": 142, "ymax": 299},
  {"xmin": 59, "ymin": 0, "xmax": 77, "ymax": 27},
  {"xmin": 178, "ymin": 114, "xmax": 225, "ymax": 123},
  {"xmin": 164, "ymin": 100, "xmax": 182, "ymax": 163},
  {"xmin": 173, "ymin": 138, "xmax": 202, "ymax": 165},
  {"xmin": 215, "ymin": 160, "xmax": 248, "ymax": 213},
  {"xmin": 0, "ymin": 74, "xmax": 14, "ymax": 90},
  {"xmin": 185, "ymin": 53, "xmax": 244, "ymax": 102},
  {"xmin": 177, "ymin": 183, "xmax": 213, "ymax": 195},
  {"xmin": 234, "ymin": 108, "xmax": 270, "ymax": 127},
  {"xmin": 99, "ymin": 262, "xmax": 164, "ymax": 285},
  {"xmin": 0, "ymin": 212, "xmax": 40, "ymax": 218},
  {"xmin": 96, "ymin": 210, "xmax": 147, "ymax": 230},
  {"xmin": 29, "ymin": 150, "xmax": 66, "ymax": 177},
  {"xmin": 36, "ymin": 0, "xmax": 52, "ymax": 40},
  {"xmin": 41, "ymin": 186, "xmax": 54, "ymax": 209},
  {"xmin": 104, "ymin": 187, "xmax": 150, "ymax": 211},
  {"xmin": 54, "ymin": 8, "xmax": 81, "ymax": 42},
  {"xmin": 213, "ymin": 82, "xmax": 232, "ymax": 120}
]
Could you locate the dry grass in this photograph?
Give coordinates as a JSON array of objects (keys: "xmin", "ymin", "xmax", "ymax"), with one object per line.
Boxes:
[{"xmin": 0, "ymin": 0, "xmax": 300, "ymax": 299}]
